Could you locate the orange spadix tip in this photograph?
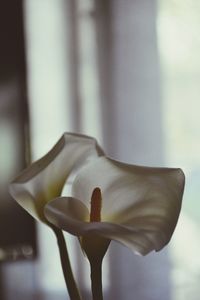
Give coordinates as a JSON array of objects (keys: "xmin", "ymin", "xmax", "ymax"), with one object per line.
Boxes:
[{"xmin": 90, "ymin": 187, "xmax": 102, "ymax": 222}]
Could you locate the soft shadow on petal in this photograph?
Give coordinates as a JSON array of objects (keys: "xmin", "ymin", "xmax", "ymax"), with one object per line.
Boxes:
[
  {"xmin": 44, "ymin": 197, "xmax": 168, "ymax": 255},
  {"xmin": 9, "ymin": 133, "xmax": 103, "ymax": 222}
]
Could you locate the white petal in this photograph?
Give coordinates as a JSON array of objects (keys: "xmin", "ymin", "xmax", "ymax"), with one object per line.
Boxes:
[
  {"xmin": 9, "ymin": 133, "xmax": 103, "ymax": 222},
  {"xmin": 72, "ymin": 157, "xmax": 185, "ymax": 253},
  {"xmin": 44, "ymin": 197, "xmax": 90, "ymax": 235}
]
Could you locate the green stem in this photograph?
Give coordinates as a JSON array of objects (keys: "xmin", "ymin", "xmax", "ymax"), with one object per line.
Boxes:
[
  {"xmin": 89, "ymin": 258, "xmax": 104, "ymax": 300},
  {"xmin": 51, "ymin": 226, "xmax": 82, "ymax": 300}
]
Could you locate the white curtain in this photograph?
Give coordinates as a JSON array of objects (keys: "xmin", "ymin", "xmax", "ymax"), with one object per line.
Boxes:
[{"xmin": 98, "ymin": 1, "xmax": 170, "ymax": 299}]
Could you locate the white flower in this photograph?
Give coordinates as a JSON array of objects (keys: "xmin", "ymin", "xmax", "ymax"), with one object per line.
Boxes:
[{"xmin": 44, "ymin": 156, "xmax": 185, "ymax": 256}]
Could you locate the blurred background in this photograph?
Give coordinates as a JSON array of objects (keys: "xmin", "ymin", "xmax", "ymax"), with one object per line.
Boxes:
[{"xmin": 0, "ymin": 0, "xmax": 199, "ymax": 299}]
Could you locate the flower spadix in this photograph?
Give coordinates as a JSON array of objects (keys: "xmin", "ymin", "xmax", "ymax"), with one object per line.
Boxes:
[
  {"xmin": 9, "ymin": 133, "xmax": 103, "ymax": 223},
  {"xmin": 44, "ymin": 156, "xmax": 185, "ymax": 256},
  {"xmin": 81, "ymin": 188, "xmax": 111, "ymax": 262}
]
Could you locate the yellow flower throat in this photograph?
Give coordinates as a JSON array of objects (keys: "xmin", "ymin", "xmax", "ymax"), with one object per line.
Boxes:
[{"xmin": 90, "ymin": 187, "xmax": 102, "ymax": 222}]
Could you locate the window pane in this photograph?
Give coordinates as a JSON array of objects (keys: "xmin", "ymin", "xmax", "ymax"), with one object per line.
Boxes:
[{"xmin": 158, "ymin": 1, "xmax": 200, "ymax": 299}]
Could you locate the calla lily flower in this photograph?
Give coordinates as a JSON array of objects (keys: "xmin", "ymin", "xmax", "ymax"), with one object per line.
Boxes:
[
  {"xmin": 44, "ymin": 156, "xmax": 185, "ymax": 256},
  {"xmin": 9, "ymin": 133, "xmax": 104, "ymax": 223}
]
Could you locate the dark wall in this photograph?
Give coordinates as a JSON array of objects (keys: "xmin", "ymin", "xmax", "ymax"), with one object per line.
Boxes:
[{"xmin": 0, "ymin": 0, "xmax": 36, "ymax": 263}]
